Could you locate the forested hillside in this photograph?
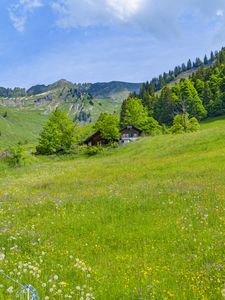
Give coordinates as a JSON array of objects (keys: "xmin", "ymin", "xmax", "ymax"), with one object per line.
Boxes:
[
  {"xmin": 134, "ymin": 47, "xmax": 225, "ymax": 126},
  {"xmin": 147, "ymin": 50, "xmax": 216, "ymax": 92}
]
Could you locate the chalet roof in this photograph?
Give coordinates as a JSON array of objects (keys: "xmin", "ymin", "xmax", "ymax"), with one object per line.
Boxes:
[
  {"xmin": 84, "ymin": 125, "xmax": 142, "ymax": 145},
  {"xmin": 84, "ymin": 131, "xmax": 101, "ymax": 144},
  {"xmin": 120, "ymin": 125, "xmax": 142, "ymax": 133}
]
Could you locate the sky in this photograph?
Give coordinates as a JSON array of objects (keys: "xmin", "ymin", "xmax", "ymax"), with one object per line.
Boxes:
[{"xmin": 1, "ymin": 0, "xmax": 225, "ymax": 88}]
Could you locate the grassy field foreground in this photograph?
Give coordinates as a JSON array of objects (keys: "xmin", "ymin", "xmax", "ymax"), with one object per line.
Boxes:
[{"xmin": 0, "ymin": 118, "xmax": 225, "ymax": 299}]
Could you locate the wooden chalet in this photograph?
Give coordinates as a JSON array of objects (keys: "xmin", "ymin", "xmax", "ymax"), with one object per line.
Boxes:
[
  {"xmin": 120, "ymin": 125, "xmax": 142, "ymax": 144},
  {"xmin": 84, "ymin": 125, "xmax": 142, "ymax": 146},
  {"xmin": 84, "ymin": 131, "xmax": 111, "ymax": 146}
]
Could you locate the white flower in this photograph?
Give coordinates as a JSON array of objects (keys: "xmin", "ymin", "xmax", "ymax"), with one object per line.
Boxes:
[
  {"xmin": 0, "ymin": 253, "xmax": 5, "ymax": 261},
  {"xmin": 7, "ymin": 286, "xmax": 14, "ymax": 293},
  {"xmin": 222, "ymin": 288, "xmax": 225, "ymax": 297},
  {"xmin": 45, "ymin": 297, "xmax": 49, "ymax": 300},
  {"xmin": 53, "ymin": 275, "xmax": 58, "ymax": 280},
  {"xmin": 42, "ymin": 283, "xmax": 47, "ymax": 287}
]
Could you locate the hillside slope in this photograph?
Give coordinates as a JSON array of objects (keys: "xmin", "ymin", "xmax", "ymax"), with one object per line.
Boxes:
[
  {"xmin": 0, "ymin": 80, "xmax": 142, "ymax": 125},
  {"xmin": 0, "ymin": 106, "xmax": 47, "ymax": 149},
  {"xmin": 0, "ymin": 118, "xmax": 224, "ymax": 299}
]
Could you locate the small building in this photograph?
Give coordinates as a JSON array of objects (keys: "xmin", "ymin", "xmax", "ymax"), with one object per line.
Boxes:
[
  {"xmin": 84, "ymin": 131, "xmax": 110, "ymax": 146},
  {"xmin": 120, "ymin": 125, "xmax": 142, "ymax": 144}
]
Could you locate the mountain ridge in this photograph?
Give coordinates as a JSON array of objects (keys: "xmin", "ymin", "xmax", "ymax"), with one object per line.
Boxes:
[{"xmin": 0, "ymin": 80, "xmax": 142, "ymax": 99}]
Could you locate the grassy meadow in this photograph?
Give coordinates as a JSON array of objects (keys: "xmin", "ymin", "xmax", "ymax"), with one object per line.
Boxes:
[
  {"xmin": 0, "ymin": 106, "xmax": 47, "ymax": 149},
  {"xmin": 0, "ymin": 117, "xmax": 225, "ymax": 299}
]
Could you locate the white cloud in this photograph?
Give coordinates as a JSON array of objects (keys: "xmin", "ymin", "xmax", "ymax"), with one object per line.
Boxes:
[
  {"xmin": 216, "ymin": 9, "xmax": 224, "ymax": 17},
  {"xmin": 9, "ymin": 0, "xmax": 43, "ymax": 32},
  {"xmin": 106, "ymin": 0, "xmax": 142, "ymax": 21},
  {"xmin": 51, "ymin": 0, "xmax": 225, "ymax": 37},
  {"xmin": 51, "ymin": 0, "xmax": 143, "ymax": 28}
]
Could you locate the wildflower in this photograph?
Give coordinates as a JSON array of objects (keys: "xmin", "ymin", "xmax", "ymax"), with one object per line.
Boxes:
[
  {"xmin": 222, "ymin": 288, "xmax": 225, "ymax": 297},
  {"xmin": 7, "ymin": 286, "xmax": 14, "ymax": 293},
  {"xmin": 45, "ymin": 296, "xmax": 49, "ymax": 300},
  {"xmin": 0, "ymin": 253, "xmax": 5, "ymax": 261},
  {"xmin": 53, "ymin": 275, "xmax": 58, "ymax": 280}
]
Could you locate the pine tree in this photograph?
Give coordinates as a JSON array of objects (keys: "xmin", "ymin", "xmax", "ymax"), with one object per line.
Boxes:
[
  {"xmin": 154, "ymin": 86, "xmax": 176, "ymax": 125},
  {"xmin": 195, "ymin": 57, "xmax": 203, "ymax": 68},
  {"xmin": 210, "ymin": 51, "xmax": 215, "ymax": 62},
  {"xmin": 187, "ymin": 59, "xmax": 192, "ymax": 70},
  {"xmin": 181, "ymin": 63, "xmax": 187, "ymax": 72},
  {"xmin": 179, "ymin": 79, "xmax": 207, "ymax": 120},
  {"xmin": 203, "ymin": 82, "xmax": 213, "ymax": 106},
  {"xmin": 204, "ymin": 55, "xmax": 208, "ymax": 65}
]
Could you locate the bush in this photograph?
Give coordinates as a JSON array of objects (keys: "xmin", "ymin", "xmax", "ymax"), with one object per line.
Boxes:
[
  {"xmin": 141, "ymin": 117, "xmax": 162, "ymax": 135},
  {"xmin": 188, "ymin": 117, "xmax": 200, "ymax": 132},
  {"xmin": 85, "ymin": 145, "xmax": 104, "ymax": 156},
  {"xmin": 8, "ymin": 146, "xmax": 35, "ymax": 167},
  {"xmin": 170, "ymin": 114, "xmax": 200, "ymax": 134}
]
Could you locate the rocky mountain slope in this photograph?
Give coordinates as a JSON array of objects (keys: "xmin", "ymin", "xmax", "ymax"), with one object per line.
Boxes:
[{"xmin": 0, "ymin": 80, "xmax": 142, "ymax": 124}]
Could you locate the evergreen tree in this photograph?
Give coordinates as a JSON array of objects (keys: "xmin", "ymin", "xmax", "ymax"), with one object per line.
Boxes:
[
  {"xmin": 141, "ymin": 91, "xmax": 155, "ymax": 116},
  {"xmin": 154, "ymin": 86, "xmax": 176, "ymax": 125},
  {"xmin": 195, "ymin": 57, "xmax": 203, "ymax": 68},
  {"xmin": 181, "ymin": 63, "xmax": 187, "ymax": 72},
  {"xmin": 204, "ymin": 55, "xmax": 208, "ymax": 65},
  {"xmin": 187, "ymin": 59, "xmax": 192, "ymax": 70},
  {"xmin": 149, "ymin": 83, "xmax": 155, "ymax": 96},
  {"xmin": 203, "ymin": 82, "xmax": 213, "ymax": 107},
  {"xmin": 210, "ymin": 51, "xmax": 215, "ymax": 62},
  {"xmin": 178, "ymin": 79, "xmax": 207, "ymax": 121},
  {"xmin": 158, "ymin": 75, "xmax": 165, "ymax": 89}
]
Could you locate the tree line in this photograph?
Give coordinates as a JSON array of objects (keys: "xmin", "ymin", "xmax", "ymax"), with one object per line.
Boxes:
[
  {"xmin": 146, "ymin": 50, "xmax": 217, "ymax": 92},
  {"xmin": 128, "ymin": 47, "xmax": 225, "ymax": 127}
]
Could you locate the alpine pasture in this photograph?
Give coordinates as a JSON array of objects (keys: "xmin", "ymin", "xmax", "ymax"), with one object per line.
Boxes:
[{"xmin": 0, "ymin": 117, "xmax": 224, "ymax": 299}]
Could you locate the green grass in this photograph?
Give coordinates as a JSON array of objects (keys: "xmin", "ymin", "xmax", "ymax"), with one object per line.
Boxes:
[
  {"xmin": 0, "ymin": 118, "xmax": 224, "ymax": 299},
  {"xmin": 0, "ymin": 107, "xmax": 47, "ymax": 149}
]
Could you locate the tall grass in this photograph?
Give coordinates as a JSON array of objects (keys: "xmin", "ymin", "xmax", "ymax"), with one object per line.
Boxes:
[{"xmin": 0, "ymin": 118, "xmax": 224, "ymax": 299}]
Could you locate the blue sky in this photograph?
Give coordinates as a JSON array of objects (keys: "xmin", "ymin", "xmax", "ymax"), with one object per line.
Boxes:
[{"xmin": 1, "ymin": 0, "xmax": 225, "ymax": 88}]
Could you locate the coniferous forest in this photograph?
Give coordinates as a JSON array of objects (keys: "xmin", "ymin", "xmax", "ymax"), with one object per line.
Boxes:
[{"xmin": 121, "ymin": 47, "xmax": 225, "ymax": 127}]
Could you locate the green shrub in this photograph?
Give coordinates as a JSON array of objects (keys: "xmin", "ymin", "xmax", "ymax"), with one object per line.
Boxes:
[
  {"xmin": 85, "ymin": 145, "xmax": 104, "ymax": 156},
  {"xmin": 170, "ymin": 114, "xmax": 200, "ymax": 134},
  {"xmin": 8, "ymin": 146, "xmax": 35, "ymax": 167}
]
